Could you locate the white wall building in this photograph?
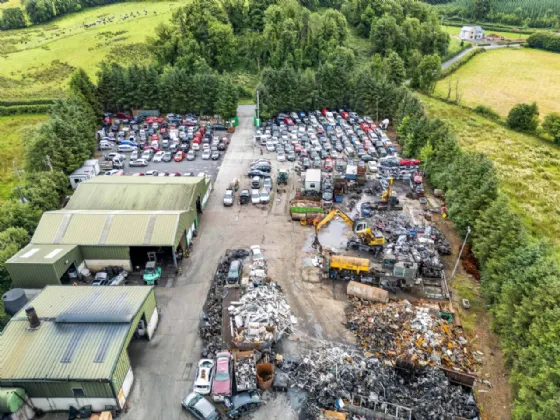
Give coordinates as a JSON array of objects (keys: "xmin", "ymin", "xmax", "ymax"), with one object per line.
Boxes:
[{"xmin": 459, "ymin": 26, "xmax": 485, "ymax": 41}]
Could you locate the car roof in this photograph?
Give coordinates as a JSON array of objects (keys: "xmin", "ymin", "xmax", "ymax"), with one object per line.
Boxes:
[{"xmin": 231, "ymin": 391, "xmax": 261, "ymax": 406}]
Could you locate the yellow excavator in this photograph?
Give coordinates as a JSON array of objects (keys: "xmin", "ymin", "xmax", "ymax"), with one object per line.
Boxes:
[{"xmin": 314, "ymin": 209, "xmax": 385, "ymax": 252}]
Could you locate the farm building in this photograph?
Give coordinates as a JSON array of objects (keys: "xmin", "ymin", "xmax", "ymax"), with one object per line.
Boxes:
[
  {"xmin": 0, "ymin": 286, "xmax": 158, "ymax": 413},
  {"xmin": 459, "ymin": 25, "xmax": 485, "ymax": 40},
  {"xmin": 6, "ymin": 177, "xmax": 212, "ymax": 289}
]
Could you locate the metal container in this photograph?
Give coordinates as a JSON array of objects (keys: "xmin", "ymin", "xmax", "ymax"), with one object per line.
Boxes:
[
  {"xmin": 347, "ymin": 281, "xmax": 389, "ymax": 303},
  {"xmin": 2, "ymin": 288, "xmax": 28, "ymax": 316}
]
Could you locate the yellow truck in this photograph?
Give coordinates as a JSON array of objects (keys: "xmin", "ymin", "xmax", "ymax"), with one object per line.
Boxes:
[{"xmin": 327, "ymin": 255, "xmax": 370, "ymax": 274}]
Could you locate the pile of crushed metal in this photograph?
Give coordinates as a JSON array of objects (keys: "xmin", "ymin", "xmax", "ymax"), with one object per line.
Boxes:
[
  {"xmin": 284, "ymin": 344, "xmax": 479, "ymax": 420},
  {"xmin": 346, "ymin": 299, "xmax": 478, "ymax": 373},
  {"xmin": 199, "ymin": 248, "xmax": 251, "ymax": 358}
]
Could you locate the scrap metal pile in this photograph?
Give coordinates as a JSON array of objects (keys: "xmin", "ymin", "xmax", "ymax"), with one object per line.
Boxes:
[
  {"xmin": 346, "ymin": 299, "xmax": 477, "ymax": 373},
  {"xmin": 284, "ymin": 344, "xmax": 479, "ymax": 420},
  {"xmin": 199, "ymin": 249, "xmax": 250, "ymax": 358},
  {"xmin": 229, "ymin": 284, "xmax": 296, "ymax": 344}
]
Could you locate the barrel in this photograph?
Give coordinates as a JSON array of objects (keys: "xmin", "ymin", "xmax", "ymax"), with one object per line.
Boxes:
[
  {"xmin": 2, "ymin": 289, "xmax": 28, "ymax": 316},
  {"xmin": 347, "ymin": 281, "xmax": 389, "ymax": 303},
  {"xmin": 0, "ymin": 388, "xmax": 25, "ymax": 414}
]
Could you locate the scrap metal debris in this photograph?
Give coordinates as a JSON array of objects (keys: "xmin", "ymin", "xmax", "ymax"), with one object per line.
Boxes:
[
  {"xmin": 229, "ymin": 284, "xmax": 296, "ymax": 343},
  {"xmin": 284, "ymin": 344, "xmax": 479, "ymax": 420},
  {"xmin": 235, "ymin": 352, "xmax": 257, "ymax": 391},
  {"xmin": 346, "ymin": 299, "xmax": 477, "ymax": 373}
]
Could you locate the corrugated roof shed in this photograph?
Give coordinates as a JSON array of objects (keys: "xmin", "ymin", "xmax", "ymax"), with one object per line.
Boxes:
[
  {"xmin": 31, "ymin": 210, "xmax": 194, "ymax": 247},
  {"xmin": 65, "ymin": 176, "xmax": 209, "ymax": 211},
  {"xmin": 0, "ymin": 286, "xmax": 153, "ymax": 381},
  {"xmin": 7, "ymin": 244, "xmax": 79, "ymax": 264}
]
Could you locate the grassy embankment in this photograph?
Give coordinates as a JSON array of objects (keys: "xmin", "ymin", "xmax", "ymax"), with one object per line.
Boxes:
[
  {"xmin": 421, "ymin": 94, "xmax": 560, "ymax": 245},
  {"xmin": 435, "ymin": 48, "xmax": 560, "ymax": 118},
  {"xmin": 0, "ymin": 114, "xmax": 48, "ymax": 200},
  {"xmin": 0, "ymin": 1, "xmax": 178, "ymax": 100}
]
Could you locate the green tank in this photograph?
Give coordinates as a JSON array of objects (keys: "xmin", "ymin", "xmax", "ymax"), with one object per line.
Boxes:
[{"xmin": 0, "ymin": 388, "xmax": 25, "ymax": 414}]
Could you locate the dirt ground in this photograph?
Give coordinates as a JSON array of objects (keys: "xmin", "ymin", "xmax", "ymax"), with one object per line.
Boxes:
[{"xmin": 434, "ymin": 213, "xmax": 512, "ymax": 420}]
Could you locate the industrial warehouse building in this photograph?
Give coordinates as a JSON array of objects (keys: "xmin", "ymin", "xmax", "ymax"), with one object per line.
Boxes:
[
  {"xmin": 0, "ymin": 286, "xmax": 158, "ymax": 413},
  {"xmin": 6, "ymin": 177, "xmax": 212, "ymax": 289}
]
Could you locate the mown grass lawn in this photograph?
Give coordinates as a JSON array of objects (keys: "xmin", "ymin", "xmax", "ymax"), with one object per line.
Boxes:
[
  {"xmin": 0, "ymin": 1, "xmax": 178, "ymax": 100},
  {"xmin": 0, "ymin": 114, "xmax": 48, "ymax": 200},
  {"xmin": 420, "ymin": 94, "xmax": 560, "ymax": 245},
  {"xmin": 435, "ymin": 48, "xmax": 560, "ymax": 118}
]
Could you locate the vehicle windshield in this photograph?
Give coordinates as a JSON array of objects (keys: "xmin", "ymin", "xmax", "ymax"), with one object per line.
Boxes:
[
  {"xmin": 215, "ymin": 371, "xmax": 229, "ymax": 381},
  {"xmin": 252, "ymin": 192, "xmax": 259, "ymax": 198},
  {"xmin": 224, "ymin": 191, "xmax": 233, "ymax": 198}
]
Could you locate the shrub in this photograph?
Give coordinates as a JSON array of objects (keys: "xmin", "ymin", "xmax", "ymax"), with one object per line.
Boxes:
[
  {"xmin": 473, "ymin": 105, "xmax": 501, "ymax": 121},
  {"xmin": 542, "ymin": 113, "xmax": 560, "ymax": 143},
  {"xmin": 506, "ymin": 103, "xmax": 539, "ymax": 133},
  {"xmin": 527, "ymin": 32, "xmax": 560, "ymax": 53}
]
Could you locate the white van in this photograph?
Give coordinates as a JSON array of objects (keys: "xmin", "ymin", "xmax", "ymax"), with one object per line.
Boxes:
[{"xmin": 117, "ymin": 144, "xmax": 137, "ymax": 153}]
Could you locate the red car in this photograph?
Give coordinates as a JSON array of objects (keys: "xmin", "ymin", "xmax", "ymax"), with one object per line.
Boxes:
[
  {"xmin": 150, "ymin": 134, "xmax": 159, "ymax": 141},
  {"xmin": 212, "ymin": 352, "xmax": 232, "ymax": 402},
  {"xmin": 294, "ymin": 143, "xmax": 303, "ymax": 153},
  {"xmin": 174, "ymin": 151, "xmax": 184, "ymax": 162},
  {"xmin": 283, "ymin": 118, "xmax": 294, "ymax": 126},
  {"xmin": 157, "ymin": 171, "xmax": 169, "ymax": 177},
  {"xmin": 132, "ymin": 173, "xmax": 145, "ymax": 176},
  {"xmin": 221, "ymin": 136, "xmax": 230, "ymax": 145},
  {"xmin": 323, "ymin": 158, "xmax": 333, "ymax": 172},
  {"xmin": 157, "ymin": 117, "xmax": 163, "ymax": 124},
  {"xmin": 321, "ymin": 108, "xmax": 329, "ymax": 117},
  {"xmin": 340, "ymin": 111, "xmax": 349, "ymax": 120},
  {"xmin": 145, "ymin": 116, "xmax": 156, "ymax": 124},
  {"xmin": 144, "ymin": 145, "xmax": 160, "ymax": 153},
  {"xmin": 169, "ymin": 172, "xmax": 182, "ymax": 177},
  {"xmin": 116, "ymin": 112, "xmax": 132, "ymax": 120},
  {"xmin": 160, "ymin": 127, "xmax": 167, "ymax": 134},
  {"xmin": 360, "ymin": 123, "xmax": 371, "ymax": 132},
  {"xmin": 400, "ymin": 159, "xmax": 421, "ymax": 167}
]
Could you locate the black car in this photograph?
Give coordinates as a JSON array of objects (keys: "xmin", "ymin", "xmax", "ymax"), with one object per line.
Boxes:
[
  {"xmin": 247, "ymin": 170, "xmax": 269, "ymax": 178},
  {"xmin": 249, "ymin": 165, "xmax": 271, "ymax": 173},
  {"xmin": 212, "ymin": 123, "xmax": 227, "ymax": 131},
  {"xmin": 240, "ymin": 189, "xmax": 250, "ymax": 204}
]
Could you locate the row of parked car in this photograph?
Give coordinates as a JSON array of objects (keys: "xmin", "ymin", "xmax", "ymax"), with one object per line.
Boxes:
[
  {"xmin": 98, "ymin": 113, "xmax": 229, "ymax": 171},
  {"xmin": 255, "ymin": 109, "xmax": 395, "ymax": 170},
  {"xmin": 224, "ymin": 159, "xmax": 274, "ymax": 207}
]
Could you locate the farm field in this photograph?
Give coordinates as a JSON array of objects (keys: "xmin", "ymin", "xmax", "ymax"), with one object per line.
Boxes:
[
  {"xmin": 435, "ymin": 48, "xmax": 560, "ymax": 117},
  {"xmin": 0, "ymin": 0, "xmax": 20, "ymax": 9},
  {"xmin": 420, "ymin": 94, "xmax": 560, "ymax": 246},
  {"xmin": 0, "ymin": 114, "xmax": 48, "ymax": 200},
  {"xmin": 441, "ymin": 25, "xmax": 531, "ymax": 40},
  {"xmin": 0, "ymin": 1, "xmax": 178, "ymax": 100}
]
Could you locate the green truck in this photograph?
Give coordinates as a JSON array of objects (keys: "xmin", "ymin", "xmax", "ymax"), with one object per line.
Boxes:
[{"xmin": 289, "ymin": 199, "xmax": 323, "ymax": 221}]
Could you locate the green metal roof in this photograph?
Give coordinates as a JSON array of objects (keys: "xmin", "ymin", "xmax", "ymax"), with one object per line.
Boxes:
[
  {"xmin": 7, "ymin": 244, "xmax": 79, "ymax": 265},
  {"xmin": 0, "ymin": 286, "xmax": 153, "ymax": 381},
  {"xmin": 65, "ymin": 176, "xmax": 209, "ymax": 211},
  {"xmin": 31, "ymin": 210, "xmax": 194, "ymax": 247}
]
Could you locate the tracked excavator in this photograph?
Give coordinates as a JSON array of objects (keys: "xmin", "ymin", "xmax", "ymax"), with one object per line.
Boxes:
[{"xmin": 313, "ymin": 209, "xmax": 385, "ymax": 253}]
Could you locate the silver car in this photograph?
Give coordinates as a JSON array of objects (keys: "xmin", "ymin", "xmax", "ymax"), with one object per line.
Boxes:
[
  {"xmin": 181, "ymin": 392, "xmax": 219, "ymax": 420},
  {"xmin": 202, "ymin": 150, "xmax": 211, "ymax": 160}
]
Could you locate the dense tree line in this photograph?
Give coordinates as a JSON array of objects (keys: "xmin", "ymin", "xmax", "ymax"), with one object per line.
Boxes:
[
  {"xmin": 96, "ymin": 63, "xmax": 239, "ymax": 118},
  {"xmin": 527, "ymin": 31, "xmax": 560, "ymax": 53},
  {"xmin": 149, "ymin": 0, "xmax": 449, "ymax": 74},
  {"xmin": 0, "ymin": 8, "xmax": 27, "ymax": 30},
  {"xmin": 395, "ymin": 92, "xmax": 560, "ymax": 418},
  {"xmin": 0, "ymin": 70, "xmax": 100, "ymax": 328},
  {"xmin": 22, "ymin": 0, "xmax": 121, "ymax": 25},
  {"xmin": 434, "ymin": 0, "xmax": 560, "ymax": 29}
]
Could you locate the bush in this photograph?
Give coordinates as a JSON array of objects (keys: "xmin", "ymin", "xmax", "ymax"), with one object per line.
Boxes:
[
  {"xmin": 542, "ymin": 113, "xmax": 560, "ymax": 143},
  {"xmin": 473, "ymin": 105, "xmax": 501, "ymax": 121},
  {"xmin": 506, "ymin": 102, "xmax": 539, "ymax": 133},
  {"xmin": 527, "ymin": 32, "xmax": 560, "ymax": 53},
  {"xmin": 0, "ymin": 7, "xmax": 27, "ymax": 30}
]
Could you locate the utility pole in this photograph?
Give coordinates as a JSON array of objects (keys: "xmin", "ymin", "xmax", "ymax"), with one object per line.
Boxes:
[
  {"xmin": 45, "ymin": 155, "xmax": 53, "ymax": 172},
  {"xmin": 450, "ymin": 225, "xmax": 471, "ymax": 282},
  {"xmin": 12, "ymin": 161, "xmax": 27, "ymax": 204},
  {"xmin": 376, "ymin": 97, "xmax": 379, "ymax": 123},
  {"xmin": 256, "ymin": 89, "xmax": 260, "ymax": 122}
]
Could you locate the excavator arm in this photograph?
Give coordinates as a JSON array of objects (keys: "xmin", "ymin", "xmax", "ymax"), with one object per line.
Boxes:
[{"xmin": 315, "ymin": 209, "xmax": 354, "ymax": 233}]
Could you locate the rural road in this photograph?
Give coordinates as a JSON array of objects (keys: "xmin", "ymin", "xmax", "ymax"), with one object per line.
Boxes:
[{"xmin": 442, "ymin": 43, "xmax": 521, "ymax": 70}]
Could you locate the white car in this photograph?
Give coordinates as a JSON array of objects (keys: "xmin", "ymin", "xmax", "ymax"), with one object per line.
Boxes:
[
  {"xmin": 202, "ymin": 150, "xmax": 211, "ymax": 160},
  {"xmin": 250, "ymin": 245, "xmax": 264, "ymax": 262},
  {"xmin": 259, "ymin": 189, "xmax": 270, "ymax": 204},
  {"xmin": 223, "ymin": 190, "xmax": 234, "ymax": 207},
  {"xmin": 99, "ymin": 141, "xmax": 114, "ymax": 150},
  {"xmin": 193, "ymin": 359, "xmax": 215, "ymax": 395},
  {"xmin": 192, "ymin": 143, "xmax": 200, "ymax": 151},
  {"xmin": 251, "ymin": 189, "xmax": 260, "ymax": 204},
  {"xmin": 266, "ymin": 142, "xmax": 275, "ymax": 152},
  {"xmin": 277, "ymin": 152, "xmax": 286, "ymax": 162},
  {"xmin": 153, "ymin": 151, "xmax": 165, "ymax": 162}
]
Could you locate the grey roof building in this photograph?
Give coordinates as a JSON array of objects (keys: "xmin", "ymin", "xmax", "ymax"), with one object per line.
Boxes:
[{"xmin": 0, "ymin": 286, "xmax": 158, "ymax": 413}]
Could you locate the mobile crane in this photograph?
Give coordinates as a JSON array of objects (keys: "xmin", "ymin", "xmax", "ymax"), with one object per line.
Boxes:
[{"xmin": 314, "ymin": 209, "xmax": 385, "ymax": 253}]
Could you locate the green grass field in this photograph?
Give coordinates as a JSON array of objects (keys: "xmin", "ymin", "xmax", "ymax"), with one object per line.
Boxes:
[
  {"xmin": 441, "ymin": 25, "xmax": 531, "ymax": 40},
  {"xmin": 0, "ymin": 1, "xmax": 178, "ymax": 100},
  {"xmin": 420, "ymin": 94, "xmax": 560, "ymax": 245},
  {"xmin": 0, "ymin": 114, "xmax": 48, "ymax": 200},
  {"xmin": 435, "ymin": 48, "xmax": 560, "ymax": 118}
]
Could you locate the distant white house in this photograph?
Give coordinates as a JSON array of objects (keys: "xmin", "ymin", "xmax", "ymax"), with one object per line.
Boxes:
[{"xmin": 459, "ymin": 26, "xmax": 485, "ymax": 41}]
